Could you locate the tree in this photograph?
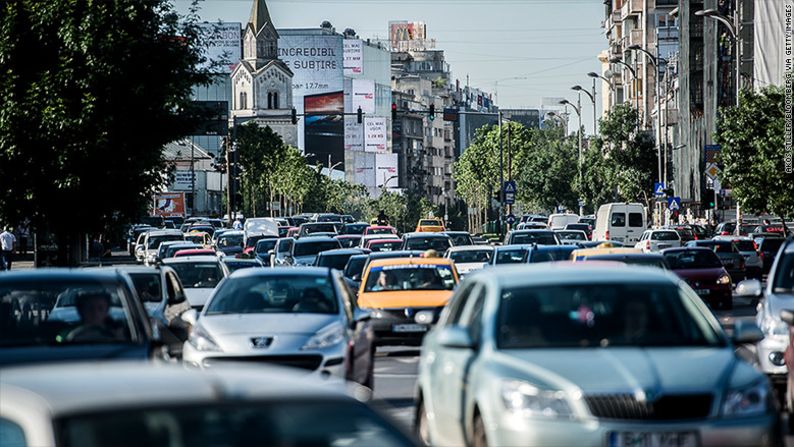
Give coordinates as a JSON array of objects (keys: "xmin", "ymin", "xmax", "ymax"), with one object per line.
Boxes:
[
  {"xmin": 236, "ymin": 123, "xmax": 287, "ymax": 217},
  {"xmin": 0, "ymin": 0, "xmax": 211, "ymax": 265},
  {"xmin": 513, "ymin": 122, "xmax": 578, "ymax": 211},
  {"xmin": 715, "ymin": 86, "xmax": 792, "ymax": 223}
]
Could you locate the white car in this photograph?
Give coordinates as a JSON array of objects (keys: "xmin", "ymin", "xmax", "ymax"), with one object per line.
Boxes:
[
  {"xmin": 714, "ymin": 236, "xmax": 764, "ymax": 279},
  {"xmin": 162, "ymin": 256, "xmax": 229, "ymax": 310},
  {"xmin": 547, "ymin": 213, "xmax": 579, "ymax": 231},
  {"xmin": 141, "ymin": 229, "xmax": 184, "ymax": 266},
  {"xmin": 635, "ymin": 229, "xmax": 682, "ymax": 252},
  {"xmin": 445, "ymin": 245, "xmax": 494, "ymax": 277}
]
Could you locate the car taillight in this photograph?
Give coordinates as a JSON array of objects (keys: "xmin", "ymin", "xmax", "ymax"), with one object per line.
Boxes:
[
  {"xmin": 646, "ymin": 240, "xmax": 651, "ymax": 250},
  {"xmin": 753, "ymin": 241, "xmax": 759, "ymax": 251},
  {"xmin": 605, "ymin": 230, "xmax": 610, "ymax": 240},
  {"xmin": 720, "ymin": 231, "xmax": 729, "ymax": 235},
  {"xmin": 694, "ymin": 235, "xmax": 698, "ymax": 240}
]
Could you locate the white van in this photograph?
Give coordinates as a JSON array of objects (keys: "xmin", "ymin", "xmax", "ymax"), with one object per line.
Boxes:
[
  {"xmin": 547, "ymin": 214, "xmax": 580, "ymax": 230},
  {"xmin": 243, "ymin": 218, "xmax": 279, "ymax": 244},
  {"xmin": 593, "ymin": 203, "xmax": 647, "ymax": 244}
]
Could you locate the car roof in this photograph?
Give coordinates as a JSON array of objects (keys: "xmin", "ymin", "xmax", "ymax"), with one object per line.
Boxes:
[
  {"xmin": 0, "ymin": 268, "xmax": 128, "ymax": 283},
  {"xmin": 146, "ymin": 229, "xmax": 183, "ymax": 236},
  {"xmin": 470, "ymin": 264, "xmax": 676, "ymax": 288},
  {"xmin": 163, "ymin": 256, "xmax": 220, "ymax": 264},
  {"xmin": 368, "ymin": 257, "xmax": 454, "ymax": 268},
  {"xmin": 318, "ymin": 248, "xmax": 366, "ymax": 256},
  {"xmin": 230, "ymin": 266, "xmax": 331, "ymax": 279},
  {"xmin": 404, "ymin": 232, "xmax": 450, "ymax": 238},
  {"xmin": 0, "ymin": 362, "xmax": 351, "ymax": 417},
  {"xmin": 295, "ymin": 236, "xmax": 338, "ymax": 243}
]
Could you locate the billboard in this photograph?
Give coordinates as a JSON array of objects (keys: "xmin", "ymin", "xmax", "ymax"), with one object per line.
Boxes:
[
  {"xmin": 375, "ymin": 153, "xmax": 399, "ymax": 189},
  {"xmin": 343, "ymin": 39, "xmax": 363, "ymax": 75},
  {"xmin": 352, "ymin": 79, "xmax": 375, "ymax": 114},
  {"xmin": 353, "ymin": 152, "xmax": 376, "ymax": 190},
  {"xmin": 172, "ymin": 171, "xmax": 196, "ymax": 191},
  {"xmin": 389, "ymin": 21, "xmax": 427, "ymax": 50},
  {"xmin": 198, "ymin": 22, "xmax": 241, "ymax": 73},
  {"xmin": 153, "ymin": 192, "xmax": 186, "ymax": 217},
  {"xmin": 279, "ymin": 34, "xmax": 344, "ymax": 164},
  {"xmin": 365, "ymin": 117, "xmax": 388, "ymax": 153}
]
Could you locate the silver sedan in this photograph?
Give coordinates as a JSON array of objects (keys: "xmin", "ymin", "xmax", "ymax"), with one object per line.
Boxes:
[{"xmin": 415, "ymin": 264, "xmax": 779, "ymax": 447}]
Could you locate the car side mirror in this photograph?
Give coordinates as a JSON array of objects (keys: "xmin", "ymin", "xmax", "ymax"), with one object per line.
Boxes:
[
  {"xmin": 736, "ymin": 279, "xmax": 763, "ymax": 298},
  {"xmin": 438, "ymin": 326, "xmax": 475, "ymax": 349},
  {"xmin": 781, "ymin": 310, "xmax": 794, "ymax": 326},
  {"xmin": 181, "ymin": 309, "xmax": 198, "ymax": 326},
  {"xmin": 732, "ymin": 320, "xmax": 764, "ymax": 345},
  {"xmin": 353, "ymin": 309, "xmax": 371, "ymax": 325}
]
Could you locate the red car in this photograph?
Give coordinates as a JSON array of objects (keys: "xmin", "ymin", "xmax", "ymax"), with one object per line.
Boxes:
[
  {"xmin": 173, "ymin": 248, "xmax": 216, "ymax": 258},
  {"xmin": 363, "ymin": 226, "xmax": 398, "ymax": 236},
  {"xmin": 364, "ymin": 239, "xmax": 403, "ymax": 252},
  {"xmin": 661, "ymin": 247, "xmax": 733, "ymax": 309}
]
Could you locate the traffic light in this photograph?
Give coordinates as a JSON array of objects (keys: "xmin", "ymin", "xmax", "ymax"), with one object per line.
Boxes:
[
  {"xmin": 428, "ymin": 104, "xmax": 435, "ymax": 121},
  {"xmin": 357, "ymin": 106, "xmax": 363, "ymax": 124},
  {"xmin": 706, "ymin": 188, "xmax": 716, "ymax": 208},
  {"xmin": 291, "ymin": 108, "xmax": 297, "ymax": 125},
  {"xmin": 391, "ymin": 102, "xmax": 397, "ymax": 120}
]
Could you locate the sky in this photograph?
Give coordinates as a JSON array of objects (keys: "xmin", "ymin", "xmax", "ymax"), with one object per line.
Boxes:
[{"xmin": 174, "ymin": 0, "xmax": 607, "ymax": 135}]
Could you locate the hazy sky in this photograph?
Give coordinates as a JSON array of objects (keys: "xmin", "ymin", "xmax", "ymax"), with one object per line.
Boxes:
[{"xmin": 174, "ymin": 0, "xmax": 606, "ymax": 134}]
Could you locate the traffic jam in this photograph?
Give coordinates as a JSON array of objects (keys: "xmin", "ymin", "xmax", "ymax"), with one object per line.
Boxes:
[{"xmin": 1, "ymin": 207, "xmax": 793, "ymax": 447}]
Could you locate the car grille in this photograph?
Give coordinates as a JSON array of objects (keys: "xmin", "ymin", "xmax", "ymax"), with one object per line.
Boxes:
[
  {"xmin": 585, "ymin": 394, "xmax": 712, "ymax": 420},
  {"xmin": 203, "ymin": 355, "xmax": 323, "ymax": 371}
]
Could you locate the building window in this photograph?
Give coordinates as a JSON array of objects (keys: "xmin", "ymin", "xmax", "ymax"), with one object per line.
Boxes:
[
  {"xmin": 267, "ymin": 92, "xmax": 273, "ymax": 109},
  {"xmin": 239, "ymin": 92, "xmax": 247, "ymax": 110},
  {"xmin": 273, "ymin": 92, "xmax": 279, "ymax": 109}
]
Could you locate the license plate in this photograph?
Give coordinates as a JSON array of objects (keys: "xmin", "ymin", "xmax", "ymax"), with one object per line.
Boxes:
[
  {"xmin": 392, "ymin": 324, "xmax": 428, "ymax": 333},
  {"xmin": 609, "ymin": 431, "xmax": 698, "ymax": 447},
  {"xmin": 694, "ymin": 289, "xmax": 710, "ymax": 296}
]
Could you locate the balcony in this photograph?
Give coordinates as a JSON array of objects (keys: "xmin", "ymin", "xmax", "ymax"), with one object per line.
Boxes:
[{"xmin": 621, "ymin": 0, "xmax": 642, "ymax": 20}]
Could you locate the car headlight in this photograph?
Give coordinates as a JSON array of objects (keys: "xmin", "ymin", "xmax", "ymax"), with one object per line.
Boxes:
[
  {"xmin": 500, "ymin": 380, "xmax": 575, "ymax": 419},
  {"xmin": 188, "ymin": 325, "xmax": 221, "ymax": 352},
  {"xmin": 717, "ymin": 274, "xmax": 731, "ymax": 285},
  {"xmin": 721, "ymin": 380, "xmax": 771, "ymax": 417},
  {"xmin": 302, "ymin": 322, "xmax": 346, "ymax": 350},
  {"xmin": 762, "ymin": 317, "xmax": 789, "ymax": 336}
]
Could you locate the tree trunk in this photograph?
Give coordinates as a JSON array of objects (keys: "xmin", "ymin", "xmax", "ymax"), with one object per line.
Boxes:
[{"xmin": 780, "ymin": 214, "xmax": 790, "ymax": 237}]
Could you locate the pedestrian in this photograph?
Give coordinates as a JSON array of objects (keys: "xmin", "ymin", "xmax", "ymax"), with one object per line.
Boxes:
[
  {"xmin": 232, "ymin": 218, "xmax": 243, "ymax": 230},
  {"xmin": 0, "ymin": 226, "xmax": 16, "ymax": 271}
]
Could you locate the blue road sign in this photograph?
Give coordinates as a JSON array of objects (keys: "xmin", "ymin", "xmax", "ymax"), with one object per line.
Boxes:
[
  {"xmin": 506, "ymin": 214, "xmax": 516, "ymax": 225},
  {"xmin": 503, "ymin": 181, "xmax": 517, "ymax": 194},
  {"xmin": 667, "ymin": 196, "xmax": 681, "ymax": 211},
  {"xmin": 504, "ymin": 192, "xmax": 515, "ymax": 205},
  {"xmin": 654, "ymin": 182, "xmax": 666, "ymax": 197}
]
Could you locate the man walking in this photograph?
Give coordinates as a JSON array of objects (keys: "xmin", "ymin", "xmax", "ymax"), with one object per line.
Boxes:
[{"xmin": 0, "ymin": 226, "xmax": 16, "ymax": 270}]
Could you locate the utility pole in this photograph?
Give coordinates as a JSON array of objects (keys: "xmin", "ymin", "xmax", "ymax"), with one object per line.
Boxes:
[
  {"xmin": 507, "ymin": 123, "xmax": 512, "ymax": 231},
  {"xmin": 498, "ymin": 111, "xmax": 504, "ymax": 237},
  {"xmin": 190, "ymin": 135, "xmax": 196, "ymax": 218}
]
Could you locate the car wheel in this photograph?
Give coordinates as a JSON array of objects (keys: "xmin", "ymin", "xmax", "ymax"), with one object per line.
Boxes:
[
  {"xmin": 415, "ymin": 397, "xmax": 431, "ymax": 446},
  {"xmin": 472, "ymin": 412, "xmax": 488, "ymax": 447},
  {"xmin": 363, "ymin": 347, "xmax": 375, "ymax": 390}
]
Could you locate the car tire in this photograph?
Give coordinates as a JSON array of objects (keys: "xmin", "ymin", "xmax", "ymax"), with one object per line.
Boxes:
[
  {"xmin": 363, "ymin": 347, "xmax": 375, "ymax": 390},
  {"xmin": 472, "ymin": 412, "xmax": 488, "ymax": 447},
  {"xmin": 415, "ymin": 397, "xmax": 431, "ymax": 446}
]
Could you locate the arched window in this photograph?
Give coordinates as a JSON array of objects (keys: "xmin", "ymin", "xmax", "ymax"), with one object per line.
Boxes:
[
  {"xmin": 239, "ymin": 92, "xmax": 247, "ymax": 110},
  {"xmin": 267, "ymin": 92, "xmax": 273, "ymax": 109},
  {"xmin": 273, "ymin": 92, "xmax": 279, "ymax": 109}
]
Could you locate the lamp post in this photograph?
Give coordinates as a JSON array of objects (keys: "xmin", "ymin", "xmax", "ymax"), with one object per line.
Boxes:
[
  {"xmin": 381, "ymin": 174, "xmax": 399, "ymax": 194},
  {"xmin": 572, "ymin": 84, "xmax": 596, "ymax": 137},
  {"xmin": 560, "ymin": 99, "xmax": 583, "ymax": 216}
]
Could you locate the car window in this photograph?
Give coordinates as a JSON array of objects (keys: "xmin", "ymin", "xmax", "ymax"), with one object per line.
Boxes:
[
  {"xmin": 449, "ymin": 234, "xmax": 473, "ymax": 246},
  {"xmin": 556, "ymin": 231, "xmax": 586, "ymax": 241},
  {"xmin": 206, "ymin": 275, "xmax": 338, "ymax": 315},
  {"xmin": 653, "ymin": 231, "xmax": 679, "ymax": 241},
  {"xmin": 444, "ymin": 282, "xmax": 478, "ymax": 326},
  {"xmin": 128, "ymin": 273, "xmax": 162, "ymax": 303},
  {"xmin": 166, "ymin": 272, "xmax": 185, "ymax": 304},
  {"xmin": 147, "ymin": 235, "xmax": 183, "ymax": 250},
  {"xmin": 277, "ymin": 239, "xmax": 293, "ymax": 252},
  {"xmin": 773, "ymin": 252, "xmax": 794, "ymax": 292},
  {"xmin": 449, "ymin": 250, "xmax": 491, "ymax": 264},
  {"xmin": 0, "ymin": 280, "xmax": 135, "ymax": 346},
  {"xmin": 0, "ymin": 418, "xmax": 26, "ymax": 447},
  {"xmin": 218, "ymin": 234, "xmax": 243, "ymax": 248},
  {"xmin": 364, "ymin": 264, "xmax": 456, "ymax": 292},
  {"xmin": 628, "ymin": 213, "xmax": 644, "ymax": 227},
  {"xmin": 317, "ymin": 254, "xmax": 353, "ymax": 270},
  {"xmin": 495, "ymin": 248, "xmax": 527, "ymax": 264},
  {"xmin": 611, "ymin": 213, "xmax": 626, "ymax": 227},
  {"xmin": 294, "ymin": 241, "xmax": 341, "ymax": 257},
  {"xmin": 462, "ymin": 286, "xmax": 487, "ymax": 344},
  {"xmin": 496, "ymin": 283, "xmax": 724, "ymax": 349},
  {"xmin": 369, "ymin": 240, "xmax": 402, "ymax": 252},
  {"xmin": 529, "ymin": 248, "xmax": 575, "ymax": 263},
  {"xmin": 419, "ymin": 220, "xmax": 442, "ymax": 226},
  {"xmin": 663, "ymin": 250, "xmax": 722, "ymax": 269},
  {"xmin": 255, "ymin": 239, "xmax": 278, "ymax": 254},
  {"xmin": 168, "ymin": 262, "xmax": 223, "ymax": 289},
  {"xmin": 510, "ymin": 232, "xmax": 558, "ymax": 245},
  {"xmin": 733, "ymin": 240, "xmax": 756, "ymax": 252},
  {"xmin": 344, "ymin": 256, "xmax": 368, "ymax": 281},
  {"xmin": 58, "ymin": 401, "xmax": 413, "ymax": 447},
  {"xmin": 405, "ymin": 237, "xmax": 451, "ymax": 252}
]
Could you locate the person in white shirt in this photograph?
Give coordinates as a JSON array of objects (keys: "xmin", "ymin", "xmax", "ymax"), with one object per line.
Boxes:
[{"xmin": 0, "ymin": 227, "xmax": 16, "ymax": 270}]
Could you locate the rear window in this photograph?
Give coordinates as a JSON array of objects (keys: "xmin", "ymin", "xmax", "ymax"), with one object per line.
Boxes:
[
  {"xmin": 653, "ymin": 231, "xmax": 679, "ymax": 241},
  {"xmin": 629, "ymin": 213, "xmax": 644, "ymax": 227},
  {"xmin": 663, "ymin": 250, "xmax": 722, "ymax": 269},
  {"xmin": 449, "ymin": 250, "xmax": 492, "ymax": 264},
  {"xmin": 704, "ymin": 241, "xmax": 738, "ymax": 253},
  {"xmin": 405, "ymin": 237, "xmax": 451, "ymax": 252},
  {"xmin": 369, "ymin": 240, "xmax": 402, "ymax": 252},
  {"xmin": 255, "ymin": 239, "xmax": 278, "ymax": 254},
  {"xmin": 317, "ymin": 253, "xmax": 354, "ymax": 270},
  {"xmin": 294, "ymin": 241, "xmax": 341, "ymax": 257},
  {"xmin": 147, "ymin": 235, "xmax": 183, "ymax": 249},
  {"xmin": 732, "ymin": 240, "xmax": 756, "ymax": 252},
  {"xmin": 419, "ymin": 220, "xmax": 442, "ymax": 227},
  {"xmin": 760, "ymin": 238, "xmax": 784, "ymax": 253},
  {"xmin": 368, "ymin": 227, "xmax": 395, "ymax": 235},
  {"xmin": 611, "ymin": 213, "xmax": 626, "ymax": 227},
  {"xmin": 529, "ymin": 248, "xmax": 575, "ymax": 263},
  {"xmin": 448, "ymin": 234, "xmax": 474, "ymax": 246},
  {"xmin": 364, "ymin": 264, "xmax": 456, "ymax": 292},
  {"xmin": 303, "ymin": 224, "xmax": 337, "ymax": 234},
  {"xmin": 495, "ymin": 249, "xmax": 527, "ymax": 264},
  {"xmin": 510, "ymin": 232, "xmax": 558, "ymax": 245}
]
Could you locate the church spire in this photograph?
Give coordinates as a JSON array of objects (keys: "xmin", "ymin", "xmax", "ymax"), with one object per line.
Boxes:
[{"xmin": 249, "ymin": 0, "xmax": 275, "ymax": 35}]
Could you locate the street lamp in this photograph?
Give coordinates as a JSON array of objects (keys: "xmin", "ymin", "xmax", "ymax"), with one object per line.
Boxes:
[
  {"xmin": 609, "ymin": 56, "xmax": 640, "ymax": 126},
  {"xmin": 587, "ymin": 71, "xmax": 614, "ymax": 91},
  {"xmin": 572, "ymin": 84, "xmax": 596, "ymax": 137},
  {"xmin": 380, "ymin": 174, "xmax": 399, "ymax": 194},
  {"xmin": 560, "ymin": 99, "xmax": 584, "ymax": 216}
]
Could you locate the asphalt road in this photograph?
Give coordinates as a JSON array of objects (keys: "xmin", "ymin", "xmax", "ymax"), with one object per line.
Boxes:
[{"xmin": 371, "ymin": 291, "xmax": 794, "ymax": 445}]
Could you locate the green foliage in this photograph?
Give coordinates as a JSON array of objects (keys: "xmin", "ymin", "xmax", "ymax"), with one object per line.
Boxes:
[
  {"xmin": 236, "ymin": 122, "xmax": 287, "ymax": 216},
  {"xmin": 0, "ymin": 0, "xmax": 210, "ymax": 249},
  {"xmin": 453, "ymin": 124, "xmax": 501, "ymax": 209},
  {"xmin": 513, "ymin": 123, "xmax": 579, "ymax": 211},
  {"xmin": 370, "ymin": 191, "xmax": 433, "ymax": 233},
  {"xmin": 715, "ymin": 86, "xmax": 792, "ymax": 218}
]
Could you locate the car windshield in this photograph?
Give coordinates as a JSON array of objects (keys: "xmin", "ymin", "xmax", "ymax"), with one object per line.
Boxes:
[
  {"xmin": 529, "ymin": 248, "xmax": 575, "ymax": 263},
  {"xmin": 405, "ymin": 237, "xmax": 450, "ymax": 252},
  {"xmin": 556, "ymin": 231, "xmax": 586, "ymax": 241},
  {"xmin": 773, "ymin": 253, "xmax": 794, "ymax": 292},
  {"xmin": 168, "ymin": 262, "xmax": 223, "ymax": 289},
  {"xmin": 653, "ymin": 231, "xmax": 679, "ymax": 241},
  {"xmin": 511, "ymin": 232, "xmax": 558, "ymax": 245},
  {"xmin": 344, "ymin": 257, "xmax": 368, "ymax": 281},
  {"xmin": 449, "ymin": 250, "xmax": 492, "ymax": 264},
  {"xmin": 495, "ymin": 248, "xmax": 527, "ymax": 264},
  {"xmin": 448, "ymin": 234, "xmax": 473, "ymax": 246},
  {"xmin": 294, "ymin": 241, "xmax": 341, "ymax": 257},
  {"xmin": 128, "ymin": 273, "xmax": 162, "ymax": 303},
  {"xmin": 364, "ymin": 264, "xmax": 455, "ymax": 292},
  {"xmin": 732, "ymin": 240, "xmax": 756, "ymax": 252},
  {"xmin": 0, "ymin": 280, "xmax": 134, "ymax": 347},
  {"xmin": 218, "ymin": 234, "xmax": 243, "ymax": 249},
  {"xmin": 370, "ymin": 241, "xmax": 402, "ymax": 252},
  {"xmin": 664, "ymin": 250, "xmax": 722, "ymax": 269},
  {"xmin": 496, "ymin": 283, "xmax": 724, "ymax": 349},
  {"xmin": 317, "ymin": 253, "xmax": 354, "ymax": 270},
  {"xmin": 419, "ymin": 220, "xmax": 442, "ymax": 227},
  {"xmin": 255, "ymin": 239, "xmax": 277, "ymax": 254},
  {"xmin": 58, "ymin": 401, "xmax": 412, "ymax": 447},
  {"xmin": 147, "ymin": 235, "xmax": 183, "ymax": 249},
  {"xmin": 206, "ymin": 275, "xmax": 338, "ymax": 315},
  {"xmin": 304, "ymin": 224, "xmax": 338, "ymax": 234}
]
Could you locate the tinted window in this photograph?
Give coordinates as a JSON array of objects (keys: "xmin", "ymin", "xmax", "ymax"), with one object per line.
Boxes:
[
  {"xmin": 294, "ymin": 241, "xmax": 341, "ymax": 257},
  {"xmin": 344, "ymin": 256, "xmax": 367, "ymax": 281},
  {"xmin": 628, "ymin": 213, "xmax": 644, "ymax": 227},
  {"xmin": 368, "ymin": 228, "xmax": 395, "ymax": 235},
  {"xmin": 364, "ymin": 264, "xmax": 456, "ymax": 292},
  {"xmin": 128, "ymin": 273, "xmax": 162, "ymax": 303},
  {"xmin": 168, "ymin": 262, "xmax": 223, "ymax": 289},
  {"xmin": 344, "ymin": 224, "xmax": 368, "ymax": 235},
  {"xmin": 448, "ymin": 234, "xmax": 473, "ymax": 246},
  {"xmin": 556, "ymin": 231, "xmax": 586, "ymax": 241},
  {"xmin": 773, "ymin": 252, "xmax": 794, "ymax": 292},
  {"xmin": 760, "ymin": 238, "xmax": 784, "ymax": 254},
  {"xmin": 369, "ymin": 240, "xmax": 402, "ymax": 252},
  {"xmin": 510, "ymin": 232, "xmax": 558, "ymax": 245},
  {"xmin": 317, "ymin": 215, "xmax": 343, "ymax": 222},
  {"xmin": 495, "ymin": 248, "xmax": 527, "ymax": 264},
  {"xmin": 206, "ymin": 275, "xmax": 338, "ymax": 315},
  {"xmin": 218, "ymin": 234, "xmax": 243, "ymax": 248},
  {"xmin": 277, "ymin": 239, "xmax": 293, "ymax": 252},
  {"xmin": 0, "ymin": 280, "xmax": 134, "ymax": 346},
  {"xmin": 496, "ymin": 283, "xmax": 723, "ymax": 349},
  {"xmin": 611, "ymin": 213, "xmax": 626, "ymax": 227},
  {"xmin": 223, "ymin": 261, "xmax": 261, "ymax": 273},
  {"xmin": 529, "ymin": 248, "xmax": 575, "ymax": 263},
  {"xmin": 664, "ymin": 250, "xmax": 722, "ymax": 269},
  {"xmin": 317, "ymin": 253, "xmax": 355, "ymax": 270},
  {"xmin": 419, "ymin": 220, "xmax": 442, "ymax": 226},
  {"xmin": 255, "ymin": 239, "xmax": 278, "ymax": 254},
  {"xmin": 303, "ymin": 224, "xmax": 337, "ymax": 234},
  {"xmin": 732, "ymin": 240, "xmax": 756, "ymax": 252},
  {"xmin": 59, "ymin": 402, "xmax": 413, "ymax": 447},
  {"xmin": 449, "ymin": 250, "xmax": 492, "ymax": 264},
  {"xmin": 405, "ymin": 237, "xmax": 451, "ymax": 252},
  {"xmin": 147, "ymin": 235, "xmax": 183, "ymax": 249},
  {"xmin": 653, "ymin": 231, "xmax": 679, "ymax": 241},
  {"xmin": 337, "ymin": 237, "xmax": 360, "ymax": 248}
]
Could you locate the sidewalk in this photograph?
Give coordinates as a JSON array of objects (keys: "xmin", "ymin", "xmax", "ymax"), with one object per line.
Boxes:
[{"xmin": 4, "ymin": 250, "xmax": 136, "ymax": 271}]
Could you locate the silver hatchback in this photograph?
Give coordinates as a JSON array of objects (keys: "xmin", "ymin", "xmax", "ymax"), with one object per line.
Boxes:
[{"xmin": 415, "ymin": 264, "xmax": 778, "ymax": 447}]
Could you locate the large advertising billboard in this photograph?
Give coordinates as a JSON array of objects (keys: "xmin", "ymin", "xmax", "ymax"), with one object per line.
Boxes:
[
  {"xmin": 352, "ymin": 79, "xmax": 375, "ymax": 115},
  {"xmin": 279, "ymin": 33, "xmax": 344, "ymax": 165},
  {"xmin": 389, "ymin": 21, "xmax": 427, "ymax": 51},
  {"xmin": 343, "ymin": 39, "xmax": 363, "ymax": 75},
  {"xmin": 375, "ymin": 153, "xmax": 399, "ymax": 194},
  {"xmin": 153, "ymin": 192, "xmax": 186, "ymax": 218},
  {"xmin": 365, "ymin": 117, "xmax": 388, "ymax": 153},
  {"xmin": 198, "ymin": 22, "xmax": 241, "ymax": 73}
]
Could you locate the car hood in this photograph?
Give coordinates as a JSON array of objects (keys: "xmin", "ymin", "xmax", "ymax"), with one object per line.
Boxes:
[
  {"xmin": 199, "ymin": 313, "xmax": 339, "ymax": 336},
  {"xmin": 493, "ymin": 347, "xmax": 739, "ymax": 394},
  {"xmin": 184, "ymin": 288, "xmax": 215, "ymax": 307},
  {"xmin": 358, "ymin": 290, "xmax": 452, "ymax": 309}
]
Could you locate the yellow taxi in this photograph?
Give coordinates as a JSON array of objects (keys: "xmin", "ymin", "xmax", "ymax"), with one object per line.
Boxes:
[
  {"xmin": 415, "ymin": 218, "xmax": 445, "ymax": 233},
  {"xmin": 570, "ymin": 246, "xmax": 643, "ymax": 261},
  {"xmin": 184, "ymin": 231, "xmax": 212, "ymax": 248},
  {"xmin": 358, "ymin": 257, "xmax": 458, "ymax": 345}
]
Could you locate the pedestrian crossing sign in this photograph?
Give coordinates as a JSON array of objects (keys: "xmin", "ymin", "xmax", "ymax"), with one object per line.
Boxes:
[
  {"xmin": 667, "ymin": 196, "xmax": 681, "ymax": 211},
  {"xmin": 654, "ymin": 182, "xmax": 665, "ymax": 197}
]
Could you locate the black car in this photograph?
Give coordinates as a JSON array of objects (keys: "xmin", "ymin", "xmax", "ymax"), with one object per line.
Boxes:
[
  {"xmin": 0, "ymin": 269, "xmax": 161, "ymax": 367},
  {"xmin": 754, "ymin": 234, "xmax": 786, "ymax": 274},
  {"xmin": 401, "ymin": 233, "xmax": 453, "ymax": 252},
  {"xmin": 315, "ymin": 248, "xmax": 369, "ymax": 271},
  {"xmin": 686, "ymin": 240, "xmax": 746, "ymax": 282},
  {"xmin": 504, "ymin": 230, "xmax": 560, "ymax": 246}
]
